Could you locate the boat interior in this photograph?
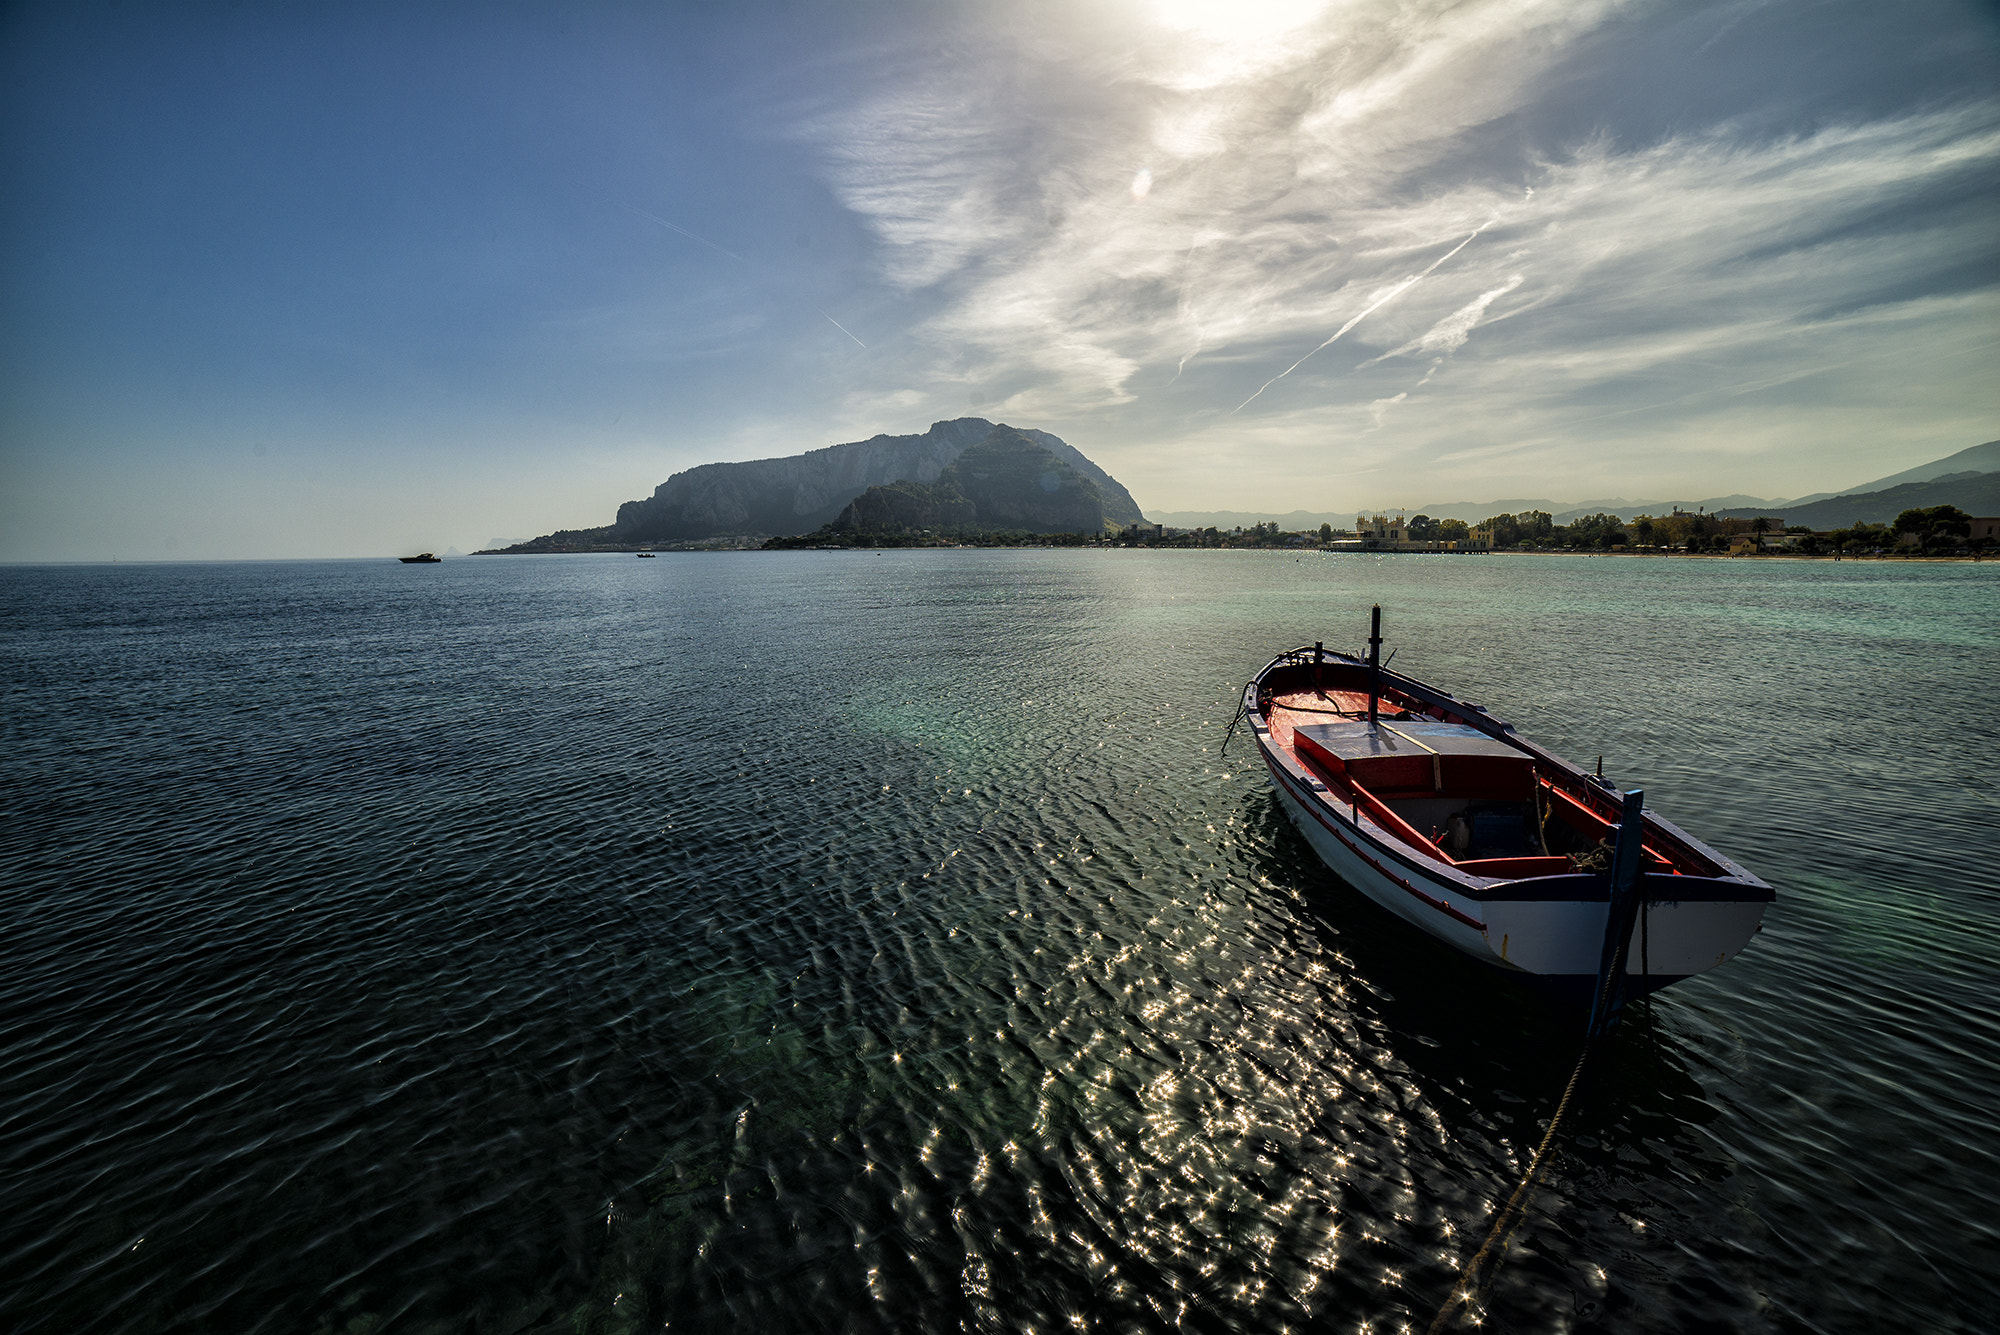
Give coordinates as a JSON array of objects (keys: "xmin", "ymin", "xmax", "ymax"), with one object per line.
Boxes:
[{"xmin": 1259, "ymin": 661, "xmax": 1718, "ymax": 880}]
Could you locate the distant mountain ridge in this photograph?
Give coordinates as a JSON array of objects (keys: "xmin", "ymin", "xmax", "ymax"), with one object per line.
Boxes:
[
  {"xmin": 1146, "ymin": 439, "xmax": 1998, "ymax": 531},
  {"xmin": 1144, "ymin": 510, "xmax": 1354, "ymax": 530},
  {"xmin": 1783, "ymin": 439, "xmax": 2000, "ymax": 505},
  {"xmin": 1403, "ymin": 495, "xmax": 1782, "ymax": 525},
  {"xmin": 1147, "ymin": 498, "xmax": 1783, "ymax": 528},
  {"xmin": 1402, "ymin": 440, "xmax": 2000, "ymax": 525},
  {"xmin": 504, "ymin": 419, "xmax": 1142, "ymax": 550},
  {"xmin": 1712, "ymin": 471, "xmax": 2000, "ymax": 528}
]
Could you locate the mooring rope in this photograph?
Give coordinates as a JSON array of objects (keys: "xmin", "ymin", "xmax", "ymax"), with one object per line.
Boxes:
[
  {"xmin": 1424, "ymin": 1037, "xmax": 1592, "ymax": 1333},
  {"xmin": 1220, "ymin": 698, "xmax": 1249, "ymax": 757},
  {"xmin": 1425, "ymin": 904, "xmax": 1639, "ymax": 1333}
]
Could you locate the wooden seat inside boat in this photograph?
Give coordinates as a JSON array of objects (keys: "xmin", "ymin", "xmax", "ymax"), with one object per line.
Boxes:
[
  {"xmin": 1293, "ymin": 720, "xmax": 1533, "ymax": 798},
  {"xmin": 1288, "ymin": 720, "xmax": 1544, "ymax": 861}
]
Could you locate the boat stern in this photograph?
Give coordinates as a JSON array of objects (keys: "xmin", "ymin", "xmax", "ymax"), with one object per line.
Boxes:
[{"xmin": 1479, "ymin": 873, "xmax": 1773, "ymax": 985}]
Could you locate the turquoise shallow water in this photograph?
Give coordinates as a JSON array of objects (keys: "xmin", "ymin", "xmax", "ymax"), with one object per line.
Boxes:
[{"xmin": 2, "ymin": 550, "xmax": 1996, "ymax": 1333}]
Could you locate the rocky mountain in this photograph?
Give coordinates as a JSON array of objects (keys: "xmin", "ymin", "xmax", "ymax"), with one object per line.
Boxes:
[
  {"xmin": 832, "ymin": 426, "xmax": 1108, "ymax": 535},
  {"xmin": 503, "ymin": 419, "xmax": 1143, "ymax": 551}
]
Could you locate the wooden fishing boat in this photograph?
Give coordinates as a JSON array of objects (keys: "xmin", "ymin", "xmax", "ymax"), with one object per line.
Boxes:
[{"xmin": 1244, "ymin": 619, "xmax": 1772, "ymax": 1003}]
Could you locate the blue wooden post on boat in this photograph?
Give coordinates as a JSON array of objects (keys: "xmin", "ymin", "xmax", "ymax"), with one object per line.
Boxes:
[
  {"xmin": 1586, "ymin": 788, "xmax": 1647, "ymax": 1040},
  {"xmin": 1367, "ymin": 606, "xmax": 1382, "ymax": 724}
]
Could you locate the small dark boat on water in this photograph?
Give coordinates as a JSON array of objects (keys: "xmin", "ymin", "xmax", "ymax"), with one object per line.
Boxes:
[
  {"xmin": 637, "ymin": 551, "xmax": 657, "ymax": 557},
  {"xmin": 1244, "ymin": 613, "xmax": 1772, "ymax": 1002},
  {"xmin": 399, "ymin": 553, "xmax": 442, "ymax": 564}
]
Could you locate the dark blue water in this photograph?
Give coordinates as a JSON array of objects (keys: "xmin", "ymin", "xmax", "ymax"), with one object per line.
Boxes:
[{"xmin": 3, "ymin": 551, "xmax": 1995, "ymax": 1333}]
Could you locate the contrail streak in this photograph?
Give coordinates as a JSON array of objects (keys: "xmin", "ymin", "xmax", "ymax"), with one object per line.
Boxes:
[
  {"xmin": 813, "ymin": 304, "xmax": 868, "ymax": 349},
  {"xmin": 629, "ymin": 206, "xmax": 748, "ymax": 265},
  {"xmin": 1172, "ymin": 235, "xmax": 1205, "ymax": 383},
  {"xmin": 628, "ymin": 203, "xmax": 866, "ymax": 350},
  {"xmin": 1234, "ymin": 226, "xmax": 1488, "ymax": 413}
]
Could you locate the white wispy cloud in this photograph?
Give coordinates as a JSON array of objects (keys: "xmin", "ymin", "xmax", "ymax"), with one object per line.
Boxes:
[
  {"xmin": 1363, "ymin": 274, "xmax": 1525, "ymax": 367},
  {"xmin": 792, "ymin": 0, "xmax": 2000, "ymax": 507}
]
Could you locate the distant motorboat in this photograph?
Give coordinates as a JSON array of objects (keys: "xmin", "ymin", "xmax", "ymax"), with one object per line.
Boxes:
[
  {"xmin": 636, "ymin": 551, "xmax": 657, "ymax": 557},
  {"xmin": 399, "ymin": 553, "xmax": 442, "ymax": 564},
  {"xmin": 1244, "ymin": 620, "xmax": 1771, "ymax": 1004}
]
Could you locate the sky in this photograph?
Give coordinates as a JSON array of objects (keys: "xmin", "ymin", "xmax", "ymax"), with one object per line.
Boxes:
[{"xmin": 2, "ymin": 0, "xmax": 1996, "ymax": 560}]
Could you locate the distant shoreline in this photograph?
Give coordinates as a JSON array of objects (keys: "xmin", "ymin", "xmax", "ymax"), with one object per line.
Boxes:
[{"xmin": 469, "ymin": 546, "xmax": 1990, "ymax": 562}]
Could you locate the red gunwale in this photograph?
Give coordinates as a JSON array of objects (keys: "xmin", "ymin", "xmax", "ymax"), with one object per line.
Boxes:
[{"xmin": 1254, "ymin": 662, "xmax": 1713, "ymax": 881}]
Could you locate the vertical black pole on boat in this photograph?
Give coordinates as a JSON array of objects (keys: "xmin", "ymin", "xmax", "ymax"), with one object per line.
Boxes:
[
  {"xmin": 1585, "ymin": 788, "xmax": 1648, "ymax": 1041},
  {"xmin": 1314, "ymin": 641, "xmax": 1324, "ymax": 696},
  {"xmin": 1367, "ymin": 605, "xmax": 1383, "ymax": 724}
]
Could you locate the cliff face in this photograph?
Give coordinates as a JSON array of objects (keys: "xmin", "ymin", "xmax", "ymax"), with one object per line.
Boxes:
[
  {"xmin": 831, "ymin": 427, "xmax": 1108, "ymax": 535},
  {"xmin": 604, "ymin": 418, "xmax": 1141, "ymax": 541},
  {"xmin": 837, "ymin": 479, "xmax": 978, "ymax": 532},
  {"xmin": 937, "ymin": 426, "xmax": 1106, "ymax": 531}
]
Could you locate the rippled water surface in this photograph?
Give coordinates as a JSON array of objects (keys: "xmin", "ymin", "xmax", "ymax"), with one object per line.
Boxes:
[{"xmin": 4, "ymin": 551, "xmax": 1996, "ymax": 1334}]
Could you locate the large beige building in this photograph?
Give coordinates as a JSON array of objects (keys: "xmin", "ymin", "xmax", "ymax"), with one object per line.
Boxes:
[
  {"xmin": 1356, "ymin": 513, "xmax": 1407, "ymax": 544},
  {"xmin": 1355, "ymin": 514, "xmax": 1493, "ymax": 551}
]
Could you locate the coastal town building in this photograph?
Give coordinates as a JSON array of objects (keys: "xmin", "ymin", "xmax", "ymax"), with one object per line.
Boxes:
[
  {"xmin": 1354, "ymin": 514, "xmax": 1494, "ymax": 551},
  {"xmin": 1731, "ymin": 533, "xmax": 1802, "ymax": 553},
  {"xmin": 1356, "ymin": 513, "xmax": 1406, "ymax": 545}
]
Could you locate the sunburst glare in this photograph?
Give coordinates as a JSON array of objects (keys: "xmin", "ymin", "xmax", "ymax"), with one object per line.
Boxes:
[{"xmin": 1147, "ymin": 0, "xmax": 1326, "ymax": 42}]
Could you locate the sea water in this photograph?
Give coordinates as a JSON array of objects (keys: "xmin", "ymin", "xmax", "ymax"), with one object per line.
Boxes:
[{"xmin": 3, "ymin": 551, "xmax": 1995, "ymax": 1333}]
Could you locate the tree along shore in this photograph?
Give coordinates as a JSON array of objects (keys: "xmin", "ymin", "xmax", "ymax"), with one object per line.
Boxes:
[{"xmin": 1108, "ymin": 505, "xmax": 1990, "ymax": 556}]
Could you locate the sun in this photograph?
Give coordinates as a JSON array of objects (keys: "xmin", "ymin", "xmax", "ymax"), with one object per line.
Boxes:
[{"xmin": 1147, "ymin": 0, "xmax": 1327, "ymax": 42}]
